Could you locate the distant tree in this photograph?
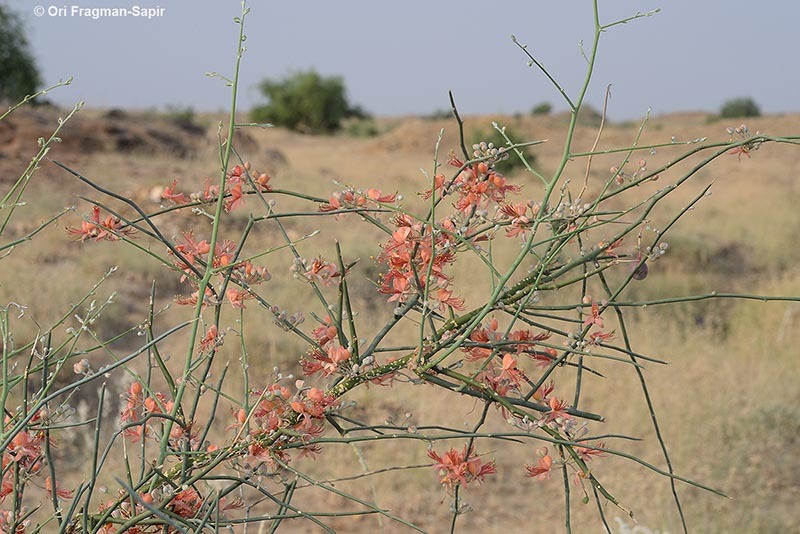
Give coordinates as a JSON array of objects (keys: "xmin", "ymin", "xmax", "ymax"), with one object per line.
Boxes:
[
  {"xmin": 0, "ymin": 4, "xmax": 42, "ymax": 102},
  {"xmin": 251, "ymin": 70, "xmax": 367, "ymax": 134},
  {"xmin": 719, "ymin": 97, "xmax": 761, "ymax": 118},
  {"xmin": 471, "ymin": 122, "xmax": 537, "ymax": 174},
  {"xmin": 424, "ymin": 109, "xmax": 452, "ymax": 121},
  {"xmin": 531, "ymin": 102, "xmax": 552, "ymax": 115},
  {"xmin": 575, "ymin": 104, "xmax": 603, "ymax": 127}
]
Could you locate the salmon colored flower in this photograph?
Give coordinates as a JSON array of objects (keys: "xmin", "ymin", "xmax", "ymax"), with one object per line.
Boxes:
[
  {"xmin": 301, "ymin": 343, "xmax": 351, "ymax": 377},
  {"xmin": 212, "ymin": 240, "xmax": 237, "ymax": 268},
  {"xmin": 199, "ymin": 325, "xmax": 220, "ymax": 352},
  {"xmin": 226, "ymin": 287, "xmax": 251, "ymax": 309},
  {"xmin": 440, "ymin": 153, "xmax": 522, "ymax": 214},
  {"xmin": 175, "ymin": 287, "xmax": 214, "ymax": 307},
  {"xmin": 545, "ymin": 397, "xmax": 573, "ymax": 424},
  {"xmin": 588, "ymin": 330, "xmax": 615, "ymax": 345},
  {"xmin": 162, "ymin": 179, "xmax": 188, "ymax": 204},
  {"xmin": 200, "ymin": 178, "xmax": 220, "ymax": 201},
  {"xmin": 0, "ymin": 509, "xmax": 28, "ymax": 533},
  {"xmin": 531, "ymin": 380, "xmax": 555, "ymax": 403},
  {"xmin": 525, "ymin": 448, "xmax": 554, "ymax": 481},
  {"xmin": 500, "ymin": 202, "xmax": 530, "ymax": 238},
  {"xmin": 122, "ymin": 424, "xmax": 148, "ymax": 443},
  {"xmin": 479, "ymin": 354, "xmax": 525, "ymax": 397},
  {"xmin": 143, "ymin": 397, "xmax": 160, "ymax": 413},
  {"xmin": 290, "ymin": 387, "xmax": 339, "ymax": 420},
  {"xmin": 319, "ymin": 188, "xmax": 395, "ymax": 212},
  {"xmin": 228, "ymin": 164, "xmax": 246, "ymax": 184},
  {"xmin": 463, "ymin": 318, "xmax": 502, "ymax": 361},
  {"xmin": 428, "ymin": 445, "xmax": 496, "ymax": 491},
  {"xmin": 311, "ymin": 317, "xmax": 338, "ymax": 346},
  {"xmin": 224, "ymin": 182, "xmax": 245, "ymax": 212},
  {"xmin": 237, "ymin": 261, "xmax": 271, "ymax": 285},
  {"xmin": 421, "ymin": 173, "xmax": 446, "ymax": 199},
  {"xmin": 527, "ymin": 347, "xmax": 558, "ymax": 369},
  {"xmin": 436, "ymin": 287, "xmax": 465, "ymax": 311},
  {"xmin": 729, "ymin": 146, "xmax": 751, "ymax": 160},
  {"xmin": 169, "ymin": 487, "xmax": 203, "ymax": 518},
  {"xmin": 295, "ymin": 257, "xmax": 340, "ymax": 286},
  {"xmin": 365, "ymin": 188, "xmax": 396, "ymax": 203},
  {"xmin": 383, "ymin": 275, "xmax": 412, "ymax": 303},
  {"xmin": 601, "ymin": 238, "xmax": 624, "ymax": 259},
  {"xmin": 582, "ymin": 302, "xmax": 604, "ymax": 329},
  {"xmin": 66, "ymin": 206, "xmax": 132, "ymax": 242},
  {"xmin": 227, "ymin": 408, "xmax": 247, "ymax": 432},
  {"xmin": 178, "ymin": 231, "xmax": 211, "ymax": 256},
  {"xmin": 254, "ymin": 172, "xmax": 272, "ymax": 191},
  {"xmin": 45, "ymin": 476, "xmax": 73, "ymax": 500},
  {"xmin": 576, "ymin": 442, "xmax": 606, "ymax": 463},
  {"xmin": 1, "ymin": 470, "xmax": 14, "ymax": 502}
]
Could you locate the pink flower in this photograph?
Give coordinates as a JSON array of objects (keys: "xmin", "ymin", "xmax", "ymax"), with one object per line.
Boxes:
[
  {"xmin": 162, "ymin": 179, "xmax": 188, "ymax": 204},
  {"xmin": 582, "ymin": 302, "xmax": 604, "ymax": 329},
  {"xmin": 525, "ymin": 448, "xmax": 553, "ymax": 481},
  {"xmin": 428, "ymin": 445, "xmax": 496, "ymax": 491},
  {"xmin": 66, "ymin": 206, "xmax": 133, "ymax": 242},
  {"xmin": 224, "ymin": 183, "xmax": 245, "ymax": 212}
]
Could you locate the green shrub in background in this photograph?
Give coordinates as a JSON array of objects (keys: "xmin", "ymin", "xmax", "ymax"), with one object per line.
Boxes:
[
  {"xmin": 342, "ymin": 117, "xmax": 380, "ymax": 138},
  {"xmin": 719, "ymin": 97, "xmax": 761, "ymax": 118},
  {"xmin": 0, "ymin": 4, "xmax": 42, "ymax": 102},
  {"xmin": 531, "ymin": 101, "xmax": 552, "ymax": 115},
  {"xmin": 163, "ymin": 105, "xmax": 196, "ymax": 125},
  {"xmin": 575, "ymin": 103, "xmax": 604, "ymax": 127},
  {"xmin": 424, "ymin": 109, "xmax": 453, "ymax": 120},
  {"xmin": 471, "ymin": 122, "xmax": 537, "ymax": 174},
  {"xmin": 251, "ymin": 70, "xmax": 368, "ymax": 134}
]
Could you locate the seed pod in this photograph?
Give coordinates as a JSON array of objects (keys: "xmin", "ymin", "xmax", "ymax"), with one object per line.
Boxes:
[{"xmin": 632, "ymin": 261, "xmax": 648, "ymax": 281}]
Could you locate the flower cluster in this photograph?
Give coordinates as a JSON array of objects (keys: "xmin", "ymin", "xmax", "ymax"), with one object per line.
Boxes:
[
  {"xmin": 161, "ymin": 162, "xmax": 271, "ymax": 211},
  {"xmin": 170, "ymin": 231, "xmax": 270, "ymax": 309},
  {"xmin": 610, "ymin": 158, "xmax": 651, "ymax": 185},
  {"xmin": 524, "ymin": 447, "xmax": 554, "ymax": 481},
  {"xmin": 120, "ymin": 381, "xmax": 174, "ymax": 443},
  {"xmin": 375, "ymin": 153, "xmax": 526, "ymax": 311},
  {"xmin": 66, "ymin": 205, "xmax": 133, "ymax": 242},
  {"xmin": 319, "ymin": 187, "xmax": 396, "ymax": 212},
  {"xmin": 377, "ymin": 214, "xmax": 464, "ymax": 311},
  {"xmin": 524, "ymin": 442, "xmax": 606, "ymax": 485},
  {"xmin": 727, "ymin": 124, "xmax": 763, "ymax": 160},
  {"xmin": 463, "ymin": 317, "xmax": 554, "ymax": 363},
  {"xmin": 1, "ymin": 411, "xmax": 72, "ymax": 533},
  {"xmin": 459, "ymin": 318, "xmax": 559, "ymax": 404},
  {"xmin": 499, "ymin": 201, "xmax": 538, "ymax": 238},
  {"xmin": 167, "ymin": 488, "xmax": 203, "ymax": 520},
  {"xmin": 1, "ymin": 413, "xmax": 46, "ymax": 502},
  {"xmin": 94, "ymin": 486, "xmax": 243, "ymax": 533},
  {"xmin": 0, "ymin": 509, "xmax": 29, "ymax": 534},
  {"xmin": 291, "ymin": 257, "xmax": 340, "ymax": 287},
  {"xmin": 236, "ymin": 382, "xmax": 339, "ymax": 468},
  {"xmin": 428, "ymin": 445, "xmax": 496, "ymax": 492},
  {"xmin": 120, "ymin": 381, "xmax": 217, "ymax": 455},
  {"xmin": 580, "ymin": 298, "xmax": 615, "ymax": 347},
  {"xmin": 426, "ymin": 154, "xmax": 521, "ymax": 214},
  {"xmin": 300, "ymin": 318, "xmax": 352, "ymax": 377}
]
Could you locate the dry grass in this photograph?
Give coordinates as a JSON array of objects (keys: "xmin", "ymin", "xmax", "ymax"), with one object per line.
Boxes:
[{"xmin": 1, "ymin": 109, "xmax": 798, "ymax": 532}]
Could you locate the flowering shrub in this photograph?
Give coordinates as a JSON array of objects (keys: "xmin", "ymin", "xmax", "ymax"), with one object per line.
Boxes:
[{"xmin": 1, "ymin": 2, "xmax": 799, "ymax": 533}]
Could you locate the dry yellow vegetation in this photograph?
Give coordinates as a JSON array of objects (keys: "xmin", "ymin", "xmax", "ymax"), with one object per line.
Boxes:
[{"xmin": 1, "ymin": 108, "xmax": 798, "ymax": 532}]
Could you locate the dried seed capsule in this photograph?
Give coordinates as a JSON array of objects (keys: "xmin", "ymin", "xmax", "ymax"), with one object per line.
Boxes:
[{"xmin": 632, "ymin": 262, "xmax": 648, "ymax": 281}]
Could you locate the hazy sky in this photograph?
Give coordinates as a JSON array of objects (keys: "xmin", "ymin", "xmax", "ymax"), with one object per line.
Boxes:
[{"xmin": 15, "ymin": 0, "xmax": 800, "ymax": 120}]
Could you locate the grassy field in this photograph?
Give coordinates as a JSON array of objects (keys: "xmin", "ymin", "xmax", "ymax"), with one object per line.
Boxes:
[{"xmin": 1, "ymin": 107, "xmax": 798, "ymax": 532}]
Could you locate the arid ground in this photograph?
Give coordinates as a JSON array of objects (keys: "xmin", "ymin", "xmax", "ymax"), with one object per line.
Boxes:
[{"xmin": 1, "ymin": 107, "xmax": 798, "ymax": 532}]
